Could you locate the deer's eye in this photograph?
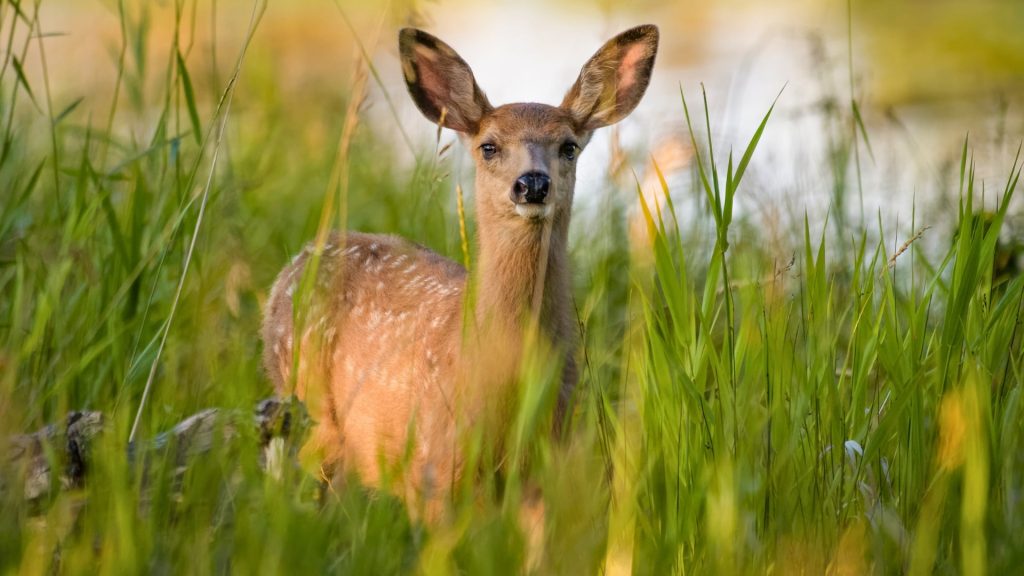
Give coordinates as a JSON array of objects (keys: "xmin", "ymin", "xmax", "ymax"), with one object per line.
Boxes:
[
  {"xmin": 480, "ymin": 143, "xmax": 498, "ymax": 160},
  {"xmin": 560, "ymin": 142, "xmax": 578, "ymax": 161}
]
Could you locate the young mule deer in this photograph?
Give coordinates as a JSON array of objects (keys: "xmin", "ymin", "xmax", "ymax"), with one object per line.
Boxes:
[{"xmin": 262, "ymin": 25, "xmax": 658, "ymax": 514}]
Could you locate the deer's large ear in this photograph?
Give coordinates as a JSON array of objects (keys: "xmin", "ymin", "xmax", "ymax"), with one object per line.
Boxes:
[
  {"xmin": 399, "ymin": 28, "xmax": 492, "ymax": 134},
  {"xmin": 561, "ymin": 25, "xmax": 659, "ymax": 131}
]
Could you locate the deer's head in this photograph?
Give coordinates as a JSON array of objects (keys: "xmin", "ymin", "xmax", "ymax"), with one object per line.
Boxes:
[{"xmin": 400, "ymin": 25, "xmax": 659, "ymax": 226}]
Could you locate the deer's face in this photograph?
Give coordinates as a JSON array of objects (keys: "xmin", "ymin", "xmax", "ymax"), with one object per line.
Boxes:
[
  {"xmin": 470, "ymin": 104, "xmax": 587, "ymax": 223},
  {"xmin": 399, "ymin": 25, "xmax": 658, "ymax": 224}
]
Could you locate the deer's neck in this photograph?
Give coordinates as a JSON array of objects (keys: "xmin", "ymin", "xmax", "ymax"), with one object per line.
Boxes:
[
  {"xmin": 473, "ymin": 211, "xmax": 573, "ymax": 348},
  {"xmin": 459, "ymin": 193, "xmax": 576, "ymax": 431}
]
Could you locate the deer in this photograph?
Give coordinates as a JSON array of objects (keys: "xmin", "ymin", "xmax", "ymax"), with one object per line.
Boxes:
[{"xmin": 262, "ymin": 25, "xmax": 658, "ymax": 518}]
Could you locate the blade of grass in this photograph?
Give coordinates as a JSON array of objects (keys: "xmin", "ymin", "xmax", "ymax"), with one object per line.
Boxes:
[
  {"xmin": 176, "ymin": 50, "xmax": 202, "ymax": 147},
  {"xmin": 128, "ymin": 0, "xmax": 267, "ymax": 445}
]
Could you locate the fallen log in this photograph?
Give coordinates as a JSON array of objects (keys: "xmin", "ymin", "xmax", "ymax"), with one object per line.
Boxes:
[{"xmin": 3, "ymin": 396, "xmax": 308, "ymax": 502}]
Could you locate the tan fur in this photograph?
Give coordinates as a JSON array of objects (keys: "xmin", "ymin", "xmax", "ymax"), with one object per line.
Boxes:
[{"xmin": 261, "ymin": 25, "xmax": 658, "ymax": 516}]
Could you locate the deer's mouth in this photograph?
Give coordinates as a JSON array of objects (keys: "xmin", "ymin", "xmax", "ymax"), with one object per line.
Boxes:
[{"xmin": 514, "ymin": 203, "xmax": 553, "ymax": 220}]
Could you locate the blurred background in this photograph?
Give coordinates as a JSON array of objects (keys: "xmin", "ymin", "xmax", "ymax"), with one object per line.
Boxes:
[{"xmin": 31, "ymin": 0, "xmax": 1024, "ymax": 236}]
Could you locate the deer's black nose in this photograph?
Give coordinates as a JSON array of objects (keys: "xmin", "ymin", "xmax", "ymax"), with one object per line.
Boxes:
[{"xmin": 513, "ymin": 171, "xmax": 550, "ymax": 204}]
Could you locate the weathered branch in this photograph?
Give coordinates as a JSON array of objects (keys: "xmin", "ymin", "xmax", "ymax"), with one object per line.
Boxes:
[{"xmin": 3, "ymin": 397, "xmax": 307, "ymax": 502}]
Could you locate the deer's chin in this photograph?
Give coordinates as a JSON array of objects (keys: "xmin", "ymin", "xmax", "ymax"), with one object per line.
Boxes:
[{"xmin": 513, "ymin": 203, "xmax": 552, "ymax": 221}]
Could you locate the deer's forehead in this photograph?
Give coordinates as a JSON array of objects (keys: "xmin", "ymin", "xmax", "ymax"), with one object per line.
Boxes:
[{"xmin": 478, "ymin": 104, "xmax": 578, "ymax": 143}]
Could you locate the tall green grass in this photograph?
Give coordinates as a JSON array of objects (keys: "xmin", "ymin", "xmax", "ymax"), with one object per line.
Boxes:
[{"xmin": 2, "ymin": 1, "xmax": 1023, "ymax": 574}]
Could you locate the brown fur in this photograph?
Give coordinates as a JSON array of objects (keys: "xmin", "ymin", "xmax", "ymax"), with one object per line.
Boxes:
[{"xmin": 261, "ymin": 25, "xmax": 658, "ymax": 516}]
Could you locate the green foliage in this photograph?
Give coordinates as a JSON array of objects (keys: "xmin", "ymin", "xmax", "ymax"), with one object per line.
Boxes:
[{"xmin": 1, "ymin": 1, "xmax": 1022, "ymax": 574}]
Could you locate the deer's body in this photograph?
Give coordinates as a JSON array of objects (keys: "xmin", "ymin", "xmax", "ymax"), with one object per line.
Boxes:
[
  {"xmin": 263, "ymin": 232, "xmax": 467, "ymax": 489},
  {"xmin": 262, "ymin": 26, "xmax": 658, "ymax": 511}
]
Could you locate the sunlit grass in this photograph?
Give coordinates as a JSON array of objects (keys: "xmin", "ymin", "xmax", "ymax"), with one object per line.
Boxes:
[{"xmin": 2, "ymin": 1, "xmax": 1023, "ymax": 574}]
